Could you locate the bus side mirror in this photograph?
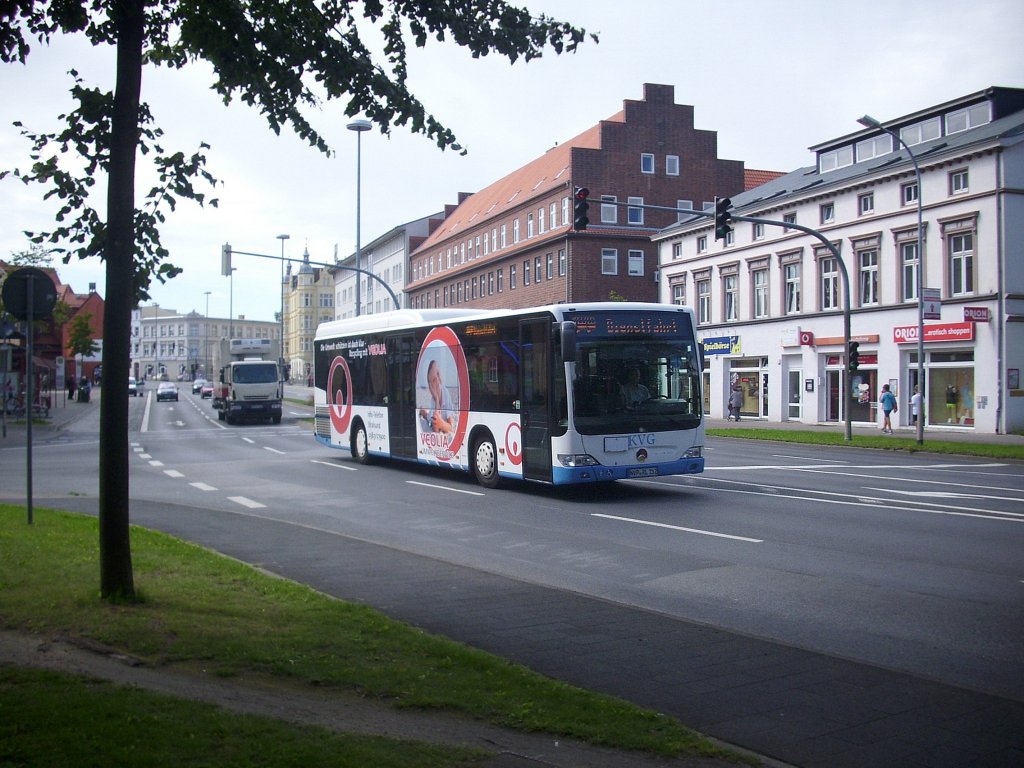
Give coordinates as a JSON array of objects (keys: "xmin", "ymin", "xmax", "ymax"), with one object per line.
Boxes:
[{"xmin": 560, "ymin": 321, "xmax": 577, "ymax": 363}]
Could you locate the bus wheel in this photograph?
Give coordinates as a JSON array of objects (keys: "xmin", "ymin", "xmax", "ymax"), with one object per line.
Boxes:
[
  {"xmin": 351, "ymin": 421, "xmax": 371, "ymax": 464},
  {"xmin": 472, "ymin": 433, "xmax": 500, "ymax": 489}
]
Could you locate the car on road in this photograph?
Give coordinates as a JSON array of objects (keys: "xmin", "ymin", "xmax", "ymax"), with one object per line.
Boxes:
[
  {"xmin": 128, "ymin": 377, "xmax": 139, "ymax": 397},
  {"xmin": 192, "ymin": 378, "xmax": 207, "ymax": 394},
  {"xmin": 200, "ymin": 382, "xmax": 214, "ymax": 399},
  {"xmin": 156, "ymin": 381, "xmax": 179, "ymax": 402}
]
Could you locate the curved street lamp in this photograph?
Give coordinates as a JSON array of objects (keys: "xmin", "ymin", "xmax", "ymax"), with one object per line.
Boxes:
[
  {"xmin": 347, "ymin": 118, "xmax": 372, "ymax": 317},
  {"xmin": 858, "ymin": 114, "xmax": 925, "ymax": 445}
]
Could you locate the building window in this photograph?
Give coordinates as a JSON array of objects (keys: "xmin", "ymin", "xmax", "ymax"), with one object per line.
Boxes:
[
  {"xmin": 672, "ymin": 242, "xmax": 682, "ymax": 260},
  {"xmin": 858, "ymin": 192, "xmax": 875, "ymax": 216},
  {"xmin": 640, "ymin": 153, "xmax": 655, "ymax": 174},
  {"xmin": 900, "ymin": 241, "xmax": 919, "ymax": 302},
  {"xmin": 753, "ymin": 268, "xmax": 769, "ymax": 319},
  {"xmin": 820, "ymin": 256, "xmax": 839, "ymax": 311},
  {"xmin": 534, "ymin": 256, "xmax": 542, "ymax": 283},
  {"xmin": 497, "ymin": 268, "xmax": 503, "ymax": 293},
  {"xmin": 946, "ymin": 103, "xmax": 990, "ymax": 135},
  {"xmin": 628, "ymin": 250, "xmax": 644, "ymax": 276},
  {"xmin": 601, "ymin": 248, "xmax": 618, "ymax": 275},
  {"xmin": 856, "ymin": 134, "xmax": 892, "ymax": 162},
  {"xmin": 528, "ymin": 213, "xmax": 536, "ymax": 238},
  {"xmin": 523, "ymin": 259, "xmax": 530, "ymax": 286},
  {"xmin": 559, "ymin": 249, "xmax": 566, "ymax": 276},
  {"xmin": 676, "ymin": 199, "xmax": 693, "ymax": 222},
  {"xmin": 858, "ymin": 248, "xmax": 879, "ymax": 306},
  {"xmin": 549, "ymin": 202, "xmax": 557, "ymax": 229},
  {"xmin": 723, "ymin": 274, "xmax": 738, "ymax": 321},
  {"xmin": 753, "ymin": 222, "xmax": 765, "ymax": 240},
  {"xmin": 601, "ymin": 195, "xmax": 617, "ymax": 224},
  {"xmin": 784, "ymin": 262, "xmax": 801, "ymax": 314},
  {"xmin": 819, "ymin": 145, "xmax": 853, "ymax": 173},
  {"xmin": 561, "ymin": 197, "xmax": 569, "ymax": 227},
  {"xmin": 901, "ymin": 181, "xmax": 918, "ymax": 206},
  {"xmin": 510, "ymin": 264, "xmax": 516, "ymax": 290},
  {"xmin": 538, "ymin": 208, "xmax": 545, "ymax": 234},
  {"xmin": 949, "ymin": 169, "xmax": 969, "ymax": 195},
  {"xmin": 627, "ymin": 196, "xmax": 644, "ymax": 225},
  {"xmin": 783, "ymin": 212, "xmax": 796, "ymax": 231},
  {"xmin": 949, "ymin": 232, "xmax": 974, "ymax": 296},
  {"xmin": 820, "ymin": 202, "xmax": 834, "ymax": 224},
  {"xmin": 500, "ymin": 224, "xmax": 507, "ymax": 248},
  {"xmin": 666, "ymin": 155, "xmax": 679, "ymax": 176},
  {"xmin": 513, "ymin": 219, "xmax": 520, "ymax": 243},
  {"xmin": 671, "ymin": 280, "xmax": 686, "ymax": 306},
  {"xmin": 546, "ymin": 253, "xmax": 553, "ymax": 280},
  {"xmin": 697, "ymin": 235, "xmax": 708, "ymax": 254},
  {"xmin": 900, "ymin": 117, "xmax": 941, "ymax": 147},
  {"xmin": 697, "ymin": 278, "xmax": 711, "ymax": 324}
]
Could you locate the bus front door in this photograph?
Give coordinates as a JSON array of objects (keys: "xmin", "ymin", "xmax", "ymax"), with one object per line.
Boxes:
[
  {"xmin": 388, "ymin": 334, "xmax": 417, "ymax": 459},
  {"xmin": 520, "ymin": 319, "xmax": 552, "ymax": 483}
]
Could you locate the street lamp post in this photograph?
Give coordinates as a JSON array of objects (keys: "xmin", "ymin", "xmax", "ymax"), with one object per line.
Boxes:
[
  {"xmin": 277, "ymin": 234, "xmax": 290, "ymax": 373},
  {"xmin": 347, "ymin": 118, "xmax": 372, "ymax": 317},
  {"xmin": 204, "ymin": 290, "xmax": 211, "ymax": 378},
  {"xmin": 228, "ymin": 267, "xmax": 237, "ymax": 340},
  {"xmin": 858, "ymin": 114, "xmax": 925, "ymax": 444}
]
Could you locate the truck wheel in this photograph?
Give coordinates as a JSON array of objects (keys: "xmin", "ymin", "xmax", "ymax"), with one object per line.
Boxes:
[
  {"xmin": 472, "ymin": 432, "xmax": 500, "ymax": 489},
  {"xmin": 351, "ymin": 421, "xmax": 371, "ymax": 464},
  {"xmin": 226, "ymin": 413, "xmax": 235, "ymax": 425}
]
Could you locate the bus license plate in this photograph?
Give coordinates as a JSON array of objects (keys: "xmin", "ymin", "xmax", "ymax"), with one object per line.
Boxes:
[{"xmin": 628, "ymin": 467, "xmax": 659, "ymax": 478}]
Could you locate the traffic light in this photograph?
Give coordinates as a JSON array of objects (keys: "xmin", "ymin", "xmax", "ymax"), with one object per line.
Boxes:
[
  {"xmin": 221, "ymin": 243, "xmax": 232, "ymax": 276},
  {"xmin": 848, "ymin": 341, "xmax": 860, "ymax": 372},
  {"xmin": 573, "ymin": 187, "xmax": 590, "ymax": 231},
  {"xmin": 714, "ymin": 196, "xmax": 733, "ymax": 240}
]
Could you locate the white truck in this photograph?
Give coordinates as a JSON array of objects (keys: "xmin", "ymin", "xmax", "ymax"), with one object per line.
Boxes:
[{"xmin": 213, "ymin": 338, "xmax": 283, "ymax": 425}]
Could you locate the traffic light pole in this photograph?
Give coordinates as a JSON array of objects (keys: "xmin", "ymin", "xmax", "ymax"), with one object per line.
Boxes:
[
  {"xmin": 224, "ymin": 246, "xmax": 402, "ymax": 312},
  {"xmin": 597, "ymin": 199, "xmax": 855, "ymax": 441}
]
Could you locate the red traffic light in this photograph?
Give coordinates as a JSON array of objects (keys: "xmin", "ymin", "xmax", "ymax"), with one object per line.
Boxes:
[{"xmin": 575, "ymin": 187, "xmax": 590, "ymax": 200}]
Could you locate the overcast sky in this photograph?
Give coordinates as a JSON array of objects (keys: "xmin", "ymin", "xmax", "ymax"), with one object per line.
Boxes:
[{"xmin": 2, "ymin": 0, "xmax": 1022, "ymax": 323}]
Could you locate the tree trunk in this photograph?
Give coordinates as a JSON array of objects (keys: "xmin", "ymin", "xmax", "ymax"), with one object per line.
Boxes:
[{"xmin": 99, "ymin": 0, "xmax": 145, "ymax": 600}]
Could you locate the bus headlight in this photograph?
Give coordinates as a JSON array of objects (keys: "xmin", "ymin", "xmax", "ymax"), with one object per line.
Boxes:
[
  {"xmin": 557, "ymin": 454, "xmax": 600, "ymax": 467},
  {"xmin": 683, "ymin": 446, "xmax": 703, "ymax": 458}
]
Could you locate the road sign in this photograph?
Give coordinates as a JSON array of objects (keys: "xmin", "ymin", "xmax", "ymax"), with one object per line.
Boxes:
[
  {"xmin": 922, "ymin": 288, "xmax": 941, "ymax": 320},
  {"xmin": 1, "ymin": 267, "xmax": 57, "ymax": 320}
]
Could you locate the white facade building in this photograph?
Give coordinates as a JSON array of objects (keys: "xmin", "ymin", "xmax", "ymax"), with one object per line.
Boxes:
[
  {"xmin": 656, "ymin": 87, "xmax": 1024, "ymax": 434},
  {"xmin": 334, "ymin": 212, "xmax": 443, "ymax": 320}
]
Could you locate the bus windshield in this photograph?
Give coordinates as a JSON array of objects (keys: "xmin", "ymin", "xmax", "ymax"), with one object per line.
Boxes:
[{"xmin": 568, "ymin": 311, "xmax": 701, "ymax": 435}]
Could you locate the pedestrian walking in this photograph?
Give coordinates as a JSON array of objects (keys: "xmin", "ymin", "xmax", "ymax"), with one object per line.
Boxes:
[
  {"xmin": 879, "ymin": 383, "xmax": 897, "ymax": 433},
  {"xmin": 728, "ymin": 384, "xmax": 743, "ymax": 422},
  {"xmin": 910, "ymin": 385, "xmax": 923, "ymax": 426}
]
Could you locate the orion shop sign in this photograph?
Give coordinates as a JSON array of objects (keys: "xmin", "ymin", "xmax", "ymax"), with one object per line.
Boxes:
[{"xmin": 893, "ymin": 322, "xmax": 974, "ymax": 344}]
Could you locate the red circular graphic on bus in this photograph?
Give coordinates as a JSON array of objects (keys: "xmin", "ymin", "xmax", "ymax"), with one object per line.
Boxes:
[
  {"xmin": 327, "ymin": 356, "xmax": 353, "ymax": 434},
  {"xmin": 416, "ymin": 327, "xmax": 469, "ymax": 462},
  {"xmin": 504, "ymin": 422, "xmax": 523, "ymax": 465}
]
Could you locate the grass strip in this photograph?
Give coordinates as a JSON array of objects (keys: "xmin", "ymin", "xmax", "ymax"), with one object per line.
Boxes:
[
  {"xmin": 0, "ymin": 504, "xmax": 739, "ymax": 762},
  {"xmin": 706, "ymin": 428, "xmax": 1024, "ymax": 460},
  {"xmin": 0, "ymin": 666, "xmax": 484, "ymax": 768}
]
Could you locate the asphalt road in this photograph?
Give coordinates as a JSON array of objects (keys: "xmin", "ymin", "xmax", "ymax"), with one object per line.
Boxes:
[{"xmin": 4, "ymin": 389, "xmax": 1023, "ymax": 767}]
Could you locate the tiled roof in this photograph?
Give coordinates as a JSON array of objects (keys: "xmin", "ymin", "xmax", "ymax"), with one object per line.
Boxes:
[
  {"xmin": 744, "ymin": 168, "xmax": 785, "ymax": 190},
  {"xmin": 414, "ymin": 113, "xmax": 623, "ymax": 255}
]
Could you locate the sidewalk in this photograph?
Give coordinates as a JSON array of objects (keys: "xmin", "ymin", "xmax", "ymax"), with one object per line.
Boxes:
[{"xmin": 1, "ymin": 386, "xmax": 100, "ymax": 444}]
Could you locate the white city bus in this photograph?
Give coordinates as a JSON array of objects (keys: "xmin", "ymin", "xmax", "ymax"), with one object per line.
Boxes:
[{"xmin": 313, "ymin": 302, "xmax": 704, "ymax": 487}]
